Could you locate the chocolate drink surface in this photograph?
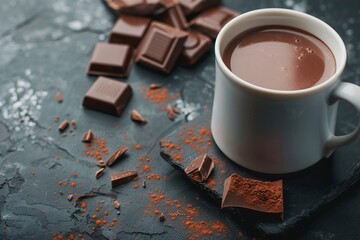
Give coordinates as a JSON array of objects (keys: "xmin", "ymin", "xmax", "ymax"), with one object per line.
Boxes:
[{"xmin": 222, "ymin": 26, "xmax": 336, "ymax": 90}]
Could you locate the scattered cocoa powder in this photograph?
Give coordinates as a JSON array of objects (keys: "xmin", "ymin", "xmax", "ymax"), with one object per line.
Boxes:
[
  {"xmin": 83, "ymin": 137, "xmax": 108, "ymax": 160},
  {"xmin": 141, "ymin": 85, "xmax": 179, "ymax": 109}
]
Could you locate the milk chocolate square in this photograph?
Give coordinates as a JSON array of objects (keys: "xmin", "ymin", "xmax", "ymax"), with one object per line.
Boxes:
[
  {"xmin": 179, "ymin": 0, "xmax": 221, "ymax": 15},
  {"xmin": 105, "ymin": 0, "xmax": 163, "ymax": 16},
  {"xmin": 135, "ymin": 21, "xmax": 188, "ymax": 73},
  {"xmin": 190, "ymin": 6, "xmax": 239, "ymax": 39},
  {"xmin": 87, "ymin": 43, "xmax": 133, "ymax": 77},
  {"xmin": 180, "ymin": 30, "xmax": 211, "ymax": 66},
  {"xmin": 109, "ymin": 15, "xmax": 151, "ymax": 48},
  {"xmin": 157, "ymin": 4, "xmax": 188, "ymax": 29},
  {"xmin": 82, "ymin": 77, "xmax": 133, "ymax": 116}
]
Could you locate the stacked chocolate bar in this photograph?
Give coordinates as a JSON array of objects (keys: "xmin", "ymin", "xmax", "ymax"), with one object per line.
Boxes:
[{"xmin": 83, "ymin": 0, "xmax": 239, "ymax": 116}]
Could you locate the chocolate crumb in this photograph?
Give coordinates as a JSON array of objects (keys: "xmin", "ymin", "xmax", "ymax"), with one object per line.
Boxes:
[
  {"xmin": 106, "ymin": 146, "xmax": 128, "ymax": 166},
  {"xmin": 113, "ymin": 200, "xmax": 120, "ymax": 209},
  {"xmin": 54, "ymin": 116, "xmax": 60, "ymax": 123},
  {"xmin": 71, "ymin": 120, "xmax": 76, "ymax": 129},
  {"xmin": 56, "ymin": 92, "xmax": 63, "ymax": 103},
  {"xmin": 96, "ymin": 168, "xmax": 105, "ymax": 179},
  {"xmin": 58, "ymin": 120, "xmax": 69, "ymax": 132},
  {"xmin": 131, "ymin": 109, "xmax": 147, "ymax": 124},
  {"xmin": 96, "ymin": 161, "xmax": 106, "ymax": 168},
  {"xmin": 142, "ymin": 180, "xmax": 147, "ymax": 188},
  {"xmin": 67, "ymin": 194, "xmax": 73, "ymax": 201},
  {"xmin": 59, "ymin": 191, "xmax": 64, "ymax": 195},
  {"xmin": 82, "ymin": 130, "xmax": 94, "ymax": 143},
  {"xmin": 159, "ymin": 213, "xmax": 166, "ymax": 222},
  {"xmin": 149, "ymin": 84, "xmax": 162, "ymax": 89},
  {"xmin": 166, "ymin": 104, "xmax": 176, "ymax": 121}
]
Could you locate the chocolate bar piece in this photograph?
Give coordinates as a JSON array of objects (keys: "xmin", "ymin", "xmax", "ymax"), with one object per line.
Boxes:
[
  {"xmin": 136, "ymin": 21, "xmax": 188, "ymax": 73},
  {"xmin": 190, "ymin": 7, "xmax": 239, "ymax": 39},
  {"xmin": 82, "ymin": 77, "xmax": 133, "ymax": 116},
  {"xmin": 109, "ymin": 15, "xmax": 151, "ymax": 48},
  {"xmin": 180, "ymin": 30, "xmax": 211, "ymax": 66},
  {"xmin": 157, "ymin": 4, "xmax": 188, "ymax": 29},
  {"xmin": 105, "ymin": 0, "xmax": 163, "ymax": 16},
  {"xmin": 179, "ymin": 0, "xmax": 221, "ymax": 15},
  {"xmin": 222, "ymin": 173, "xmax": 283, "ymax": 217},
  {"xmin": 111, "ymin": 170, "xmax": 138, "ymax": 188},
  {"xmin": 106, "ymin": 146, "xmax": 128, "ymax": 166},
  {"xmin": 185, "ymin": 154, "xmax": 214, "ymax": 182},
  {"xmin": 87, "ymin": 43, "xmax": 133, "ymax": 77}
]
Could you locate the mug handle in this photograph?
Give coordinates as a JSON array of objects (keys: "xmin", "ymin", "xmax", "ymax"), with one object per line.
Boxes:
[{"xmin": 324, "ymin": 82, "xmax": 360, "ymax": 157}]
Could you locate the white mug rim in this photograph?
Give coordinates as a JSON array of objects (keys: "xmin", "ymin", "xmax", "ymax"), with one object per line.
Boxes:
[{"xmin": 215, "ymin": 8, "xmax": 347, "ymax": 97}]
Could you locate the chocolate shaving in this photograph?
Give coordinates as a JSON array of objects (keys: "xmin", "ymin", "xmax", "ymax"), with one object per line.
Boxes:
[
  {"xmin": 95, "ymin": 168, "xmax": 105, "ymax": 179},
  {"xmin": 96, "ymin": 161, "xmax": 106, "ymax": 168},
  {"xmin": 106, "ymin": 146, "xmax": 128, "ymax": 166},
  {"xmin": 111, "ymin": 170, "xmax": 138, "ymax": 188},
  {"xmin": 82, "ymin": 130, "xmax": 94, "ymax": 143},
  {"xmin": 142, "ymin": 180, "xmax": 147, "ymax": 188},
  {"xmin": 131, "ymin": 110, "xmax": 147, "ymax": 124},
  {"xmin": 58, "ymin": 120, "xmax": 69, "ymax": 132},
  {"xmin": 149, "ymin": 84, "xmax": 162, "ymax": 89},
  {"xmin": 56, "ymin": 92, "xmax": 63, "ymax": 103},
  {"xmin": 166, "ymin": 104, "xmax": 177, "ymax": 121}
]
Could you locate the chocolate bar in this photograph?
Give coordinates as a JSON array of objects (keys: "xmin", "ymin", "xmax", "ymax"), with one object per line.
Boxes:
[
  {"xmin": 180, "ymin": 30, "xmax": 211, "ymax": 66},
  {"xmin": 82, "ymin": 77, "xmax": 133, "ymax": 116},
  {"xmin": 222, "ymin": 173, "xmax": 283, "ymax": 217},
  {"xmin": 184, "ymin": 154, "xmax": 214, "ymax": 182},
  {"xmin": 190, "ymin": 7, "xmax": 239, "ymax": 39},
  {"xmin": 136, "ymin": 21, "xmax": 188, "ymax": 73},
  {"xmin": 109, "ymin": 15, "xmax": 151, "ymax": 48}
]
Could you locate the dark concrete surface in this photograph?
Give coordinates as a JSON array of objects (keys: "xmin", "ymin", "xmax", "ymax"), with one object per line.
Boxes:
[{"xmin": 0, "ymin": 0, "xmax": 359, "ymax": 239}]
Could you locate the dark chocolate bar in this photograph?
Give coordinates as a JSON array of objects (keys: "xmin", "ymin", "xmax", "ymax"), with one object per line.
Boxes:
[
  {"xmin": 87, "ymin": 42, "xmax": 133, "ymax": 77},
  {"xmin": 82, "ymin": 77, "xmax": 133, "ymax": 116},
  {"xmin": 135, "ymin": 21, "xmax": 188, "ymax": 73}
]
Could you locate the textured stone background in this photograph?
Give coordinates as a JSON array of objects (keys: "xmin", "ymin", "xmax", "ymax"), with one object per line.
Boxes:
[{"xmin": 0, "ymin": 0, "xmax": 359, "ymax": 239}]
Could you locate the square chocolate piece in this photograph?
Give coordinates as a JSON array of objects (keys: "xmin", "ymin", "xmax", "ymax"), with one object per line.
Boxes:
[
  {"xmin": 190, "ymin": 7, "xmax": 239, "ymax": 39},
  {"xmin": 135, "ymin": 21, "xmax": 189, "ymax": 73},
  {"xmin": 184, "ymin": 154, "xmax": 214, "ymax": 182},
  {"xmin": 105, "ymin": 0, "xmax": 163, "ymax": 16},
  {"xmin": 82, "ymin": 77, "xmax": 133, "ymax": 116},
  {"xmin": 222, "ymin": 173, "xmax": 283, "ymax": 218},
  {"xmin": 179, "ymin": 0, "xmax": 221, "ymax": 15},
  {"xmin": 180, "ymin": 30, "xmax": 211, "ymax": 66},
  {"xmin": 87, "ymin": 43, "xmax": 133, "ymax": 78},
  {"xmin": 109, "ymin": 15, "xmax": 151, "ymax": 48},
  {"xmin": 157, "ymin": 4, "xmax": 188, "ymax": 29}
]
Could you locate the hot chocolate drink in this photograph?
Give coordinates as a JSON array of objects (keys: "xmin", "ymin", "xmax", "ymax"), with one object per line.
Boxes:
[{"xmin": 222, "ymin": 26, "xmax": 336, "ymax": 90}]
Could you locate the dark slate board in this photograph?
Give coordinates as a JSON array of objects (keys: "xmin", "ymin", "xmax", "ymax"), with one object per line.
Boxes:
[{"xmin": 160, "ymin": 112, "xmax": 360, "ymax": 237}]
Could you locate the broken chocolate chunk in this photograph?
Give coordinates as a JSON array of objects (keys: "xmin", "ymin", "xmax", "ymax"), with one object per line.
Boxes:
[
  {"xmin": 87, "ymin": 42, "xmax": 133, "ymax": 77},
  {"xmin": 190, "ymin": 7, "xmax": 239, "ymax": 39},
  {"xmin": 96, "ymin": 168, "xmax": 105, "ymax": 179},
  {"xmin": 106, "ymin": 146, "xmax": 129, "ymax": 166},
  {"xmin": 157, "ymin": 4, "xmax": 188, "ymax": 29},
  {"xmin": 109, "ymin": 15, "xmax": 151, "ymax": 48},
  {"xmin": 221, "ymin": 173, "xmax": 283, "ymax": 217},
  {"xmin": 111, "ymin": 170, "xmax": 138, "ymax": 188},
  {"xmin": 135, "ymin": 21, "xmax": 188, "ymax": 73},
  {"xmin": 185, "ymin": 154, "xmax": 214, "ymax": 182},
  {"xmin": 82, "ymin": 130, "xmax": 94, "ymax": 143},
  {"xmin": 82, "ymin": 77, "xmax": 133, "ymax": 116}
]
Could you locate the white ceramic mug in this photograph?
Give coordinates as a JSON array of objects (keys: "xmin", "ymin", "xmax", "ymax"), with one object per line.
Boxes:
[{"xmin": 212, "ymin": 8, "xmax": 360, "ymax": 174}]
